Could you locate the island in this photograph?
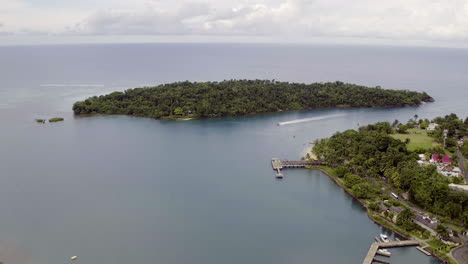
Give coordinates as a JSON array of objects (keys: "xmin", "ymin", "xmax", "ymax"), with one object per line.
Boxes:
[
  {"xmin": 72, "ymin": 80, "xmax": 433, "ymax": 119},
  {"xmin": 308, "ymin": 114, "xmax": 468, "ymax": 264},
  {"xmin": 49, "ymin": 117, "xmax": 64, "ymax": 122}
]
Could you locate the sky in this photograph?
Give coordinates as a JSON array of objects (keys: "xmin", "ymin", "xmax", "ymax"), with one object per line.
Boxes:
[{"xmin": 1, "ymin": 0, "xmax": 468, "ymax": 47}]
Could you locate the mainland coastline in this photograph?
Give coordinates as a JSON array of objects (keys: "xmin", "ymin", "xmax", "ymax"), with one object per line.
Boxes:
[{"xmin": 305, "ymin": 116, "xmax": 468, "ymax": 264}]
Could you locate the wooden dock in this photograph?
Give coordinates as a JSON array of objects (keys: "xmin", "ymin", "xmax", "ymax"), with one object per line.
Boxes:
[
  {"xmin": 373, "ymin": 257, "xmax": 390, "ymax": 264},
  {"xmin": 378, "ymin": 240, "xmax": 419, "ymax": 248},
  {"xmin": 416, "ymin": 246, "xmax": 432, "ymax": 256},
  {"xmin": 362, "ymin": 240, "xmax": 419, "ymax": 264},
  {"xmin": 271, "ymin": 158, "xmax": 324, "ymax": 170}
]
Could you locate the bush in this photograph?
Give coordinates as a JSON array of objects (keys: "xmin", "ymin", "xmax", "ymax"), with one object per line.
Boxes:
[
  {"xmin": 335, "ymin": 166, "xmax": 348, "ymax": 178},
  {"xmin": 344, "ymin": 173, "xmax": 362, "ymax": 188},
  {"xmin": 369, "ymin": 201, "xmax": 380, "ymax": 211},
  {"xmin": 352, "ymin": 183, "xmax": 374, "ymax": 199},
  {"xmin": 49, "ymin": 117, "xmax": 64, "ymax": 122}
]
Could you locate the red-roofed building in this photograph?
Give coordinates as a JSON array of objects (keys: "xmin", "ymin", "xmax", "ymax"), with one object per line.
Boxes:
[{"xmin": 431, "ymin": 154, "xmax": 451, "ymax": 164}]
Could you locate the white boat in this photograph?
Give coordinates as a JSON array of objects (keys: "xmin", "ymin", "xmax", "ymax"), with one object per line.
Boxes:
[
  {"xmin": 380, "ymin": 234, "xmax": 390, "ymax": 243},
  {"xmin": 377, "ymin": 249, "xmax": 391, "ymax": 256}
]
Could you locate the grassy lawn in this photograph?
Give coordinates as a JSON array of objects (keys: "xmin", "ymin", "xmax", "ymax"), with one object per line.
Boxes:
[{"xmin": 391, "ymin": 128, "xmax": 440, "ymax": 151}]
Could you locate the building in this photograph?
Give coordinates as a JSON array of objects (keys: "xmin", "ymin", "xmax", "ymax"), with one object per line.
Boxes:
[
  {"xmin": 430, "ymin": 154, "xmax": 451, "ymax": 165},
  {"xmin": 418, "ymin": 154, "xmax": 426, "ymax": 161},
  {"xmin": 458, "ymin": 136, "xmax": 468, "ymax": 146},
  {"xmin": 448, "ymin": 183, "xmax": 468, "ymax": 193},
  {"xmin": 426, "ymin": 123, "xmax": 439, "ymax": 131},
  {"xmin": 437, "ymin": 166, "xmax": 461, "ymax": 177}
]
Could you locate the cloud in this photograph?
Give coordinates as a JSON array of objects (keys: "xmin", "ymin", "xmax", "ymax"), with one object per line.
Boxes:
[
  {"xmin": 2, "ymin": 0, "xmax": 468, "ymax": 44},
  {"xmin": 63, "ymin": 0, "xmax": 468, "ymax": 42}
]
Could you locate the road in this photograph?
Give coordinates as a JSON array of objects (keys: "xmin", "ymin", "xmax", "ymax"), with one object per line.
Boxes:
[
  {"xmin": 456, "ymin": 150, "xmax": 468, "ymax": 183},
  {"xmin": 451, "ymin": 244, "xmax": 468, "ymax": 264}
]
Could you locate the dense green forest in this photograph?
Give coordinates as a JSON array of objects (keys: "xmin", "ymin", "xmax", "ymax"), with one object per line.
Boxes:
[
  {"xmin": 73, "ymin": 80, "xmax": 433, "ymax": 119},
  {"xmin": 313, "ymin": 121, "xmax": 468, "ymax": 226}
]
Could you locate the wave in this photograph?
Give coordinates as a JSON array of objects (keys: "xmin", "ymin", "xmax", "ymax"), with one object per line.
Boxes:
[
  {"xmin": 277, "ymin": 113, "xmax": 346, "ymax": 126},
  {"xmin": 40, "ymin": 84, "xmax": 105, "ymax": 87}
]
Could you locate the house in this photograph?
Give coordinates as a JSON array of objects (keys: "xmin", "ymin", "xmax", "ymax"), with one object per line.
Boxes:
[
  {"xmin": 449, "ymin": 183, "xmax": 468, "ymax": 193},
  {"xmin": 437, "ymin": 166, "xmax": 461, "ymax": 177},
  {"xmin": 458, "ymin": 136, "xmax": 468, "ymax": 146},
  {"xmin": 426, "ymin": 123, "xmax": 439, "ymax": 131},
  {"xmin": 413, "ymin": 214, "xmax": 438, "ymax": 235},
  {"xmin": 418, "ymin": 154, "xmax": 426, "ymax": 161},
  {"xmin": 430, "ymin": 154, "xmax": 451, "ymax": 165}
]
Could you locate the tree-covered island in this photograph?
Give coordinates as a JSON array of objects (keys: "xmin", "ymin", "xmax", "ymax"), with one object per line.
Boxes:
[
  {"xmin": 309, "ymin": 114, "xmax": 468, "ymax": 264},
  {"xmin": 73, "ymin": 80, "xmax": 433, "ymax": 119}
]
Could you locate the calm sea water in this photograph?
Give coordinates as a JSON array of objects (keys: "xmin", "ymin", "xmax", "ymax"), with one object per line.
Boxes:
[{"xmin": 1, "ymin": 43, "xmax": 468, "ymax": 264}]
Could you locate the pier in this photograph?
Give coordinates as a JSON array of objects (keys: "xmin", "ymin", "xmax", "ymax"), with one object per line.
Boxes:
[
  {"xmin": 362, "ymin": 240, "xmax": 419, "ymax": 264},
  {"xmin": 271, "ymin": 158, "xmax": 324, "ymax": 170},
  {"xmin": 271, "ymin": 158, "xmax": 324, "ymax": 178}
]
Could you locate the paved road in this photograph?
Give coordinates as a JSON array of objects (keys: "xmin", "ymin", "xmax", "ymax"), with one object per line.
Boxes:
[
  {"xmin": 451, "ymin": 245, "xmax": 468, "ymax": 264},
  {"xmin": 456, "ymin": 150, "xmax": 468, "ymax": 183}
]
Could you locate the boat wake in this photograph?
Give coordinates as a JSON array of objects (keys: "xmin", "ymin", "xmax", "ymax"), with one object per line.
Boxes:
[{"xmin": 277, "ymin": 113, "xmax": 346, "ymax": 126}]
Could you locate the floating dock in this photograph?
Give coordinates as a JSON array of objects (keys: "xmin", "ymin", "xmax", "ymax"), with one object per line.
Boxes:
[
  {"xmin": 416, "ymin": 246, "xmax": 432, "ymax": 256},
  {"xmin": 373, "ymin": 257, "xmax": 390, "ymax": 264},
  {"xmin": 362, "ymin": 240, "xmax": 420, "ymax": 264}
]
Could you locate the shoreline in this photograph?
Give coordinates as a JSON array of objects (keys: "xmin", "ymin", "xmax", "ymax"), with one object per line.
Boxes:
[{"xmin": 307, "ymin": 165, "xmax": 457, "ymax": 264}]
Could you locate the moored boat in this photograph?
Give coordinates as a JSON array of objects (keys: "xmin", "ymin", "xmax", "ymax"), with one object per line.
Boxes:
[{"xmin": 380, "ymin": 234, "xmax": 390, "ymax": 243}]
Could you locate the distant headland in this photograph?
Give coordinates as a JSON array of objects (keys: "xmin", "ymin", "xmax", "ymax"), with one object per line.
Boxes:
[{"xmin": 72, "ymin": 80, "xmax": 434, "ymax": 120}]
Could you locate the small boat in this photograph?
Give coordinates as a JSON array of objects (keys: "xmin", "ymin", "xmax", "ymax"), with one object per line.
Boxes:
[
  {"xmin": 380, "ymin": 234, "xmax": 390, "ymax": 243},
  {"xmin": 377, "ymin": 249, "xmax": 391, "ymax": 256},
  {"xmin": 71, "ymin": 256, "xmax": 78, "ymax": 260}
]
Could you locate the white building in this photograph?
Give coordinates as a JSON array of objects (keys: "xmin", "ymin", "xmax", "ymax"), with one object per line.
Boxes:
[
  {"xmin": 437, "ymin": 166, "xmax": 461, "ymax": 177},
  {"xmin": 449, "ymin": 184, "xmax": 468, "ymax": 193},
  {"xmin": 418, "ymin": 154, "xmax": 426, "ymax": 161},
  {"xmin": 426, "ymin": 123, "xmax": 439, "ymax": 131}
]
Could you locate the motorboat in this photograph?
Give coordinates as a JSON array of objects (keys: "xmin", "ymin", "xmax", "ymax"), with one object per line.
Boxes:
[{"xmin": 380, "ymin": 234, "xmax": 390, "ymax": 243}]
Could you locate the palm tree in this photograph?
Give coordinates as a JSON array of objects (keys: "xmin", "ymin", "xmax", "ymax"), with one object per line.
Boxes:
[{"xmin": 436, "ymin": 224, "xmax": 449, "ymax": 239}]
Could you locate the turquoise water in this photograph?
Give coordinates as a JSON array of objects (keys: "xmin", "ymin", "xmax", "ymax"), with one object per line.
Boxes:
[{"xmin": 2, "ymin": 43, "xmax": 467, "ymax": 264}]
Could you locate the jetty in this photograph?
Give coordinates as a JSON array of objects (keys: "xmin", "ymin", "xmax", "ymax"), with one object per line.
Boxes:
[
  {"xmin": 362, "ymin": 240, "xmax": 419, "ymax": 264},
  {"xmin": 271, "ymin": 158, "xmax": 324, "ymax": 178},
  {"xmin": 416, "ymin": 246, "xmax": 432, "ymax": 256}
]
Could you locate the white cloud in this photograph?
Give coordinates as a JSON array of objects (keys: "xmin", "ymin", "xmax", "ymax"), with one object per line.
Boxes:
[{"xmin": 2, "ymin": 0, "xmax": 468, "ymax": 45}]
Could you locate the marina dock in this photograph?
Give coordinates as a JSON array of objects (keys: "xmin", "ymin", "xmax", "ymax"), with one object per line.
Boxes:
[{"xmin": 362, "ymin": 240, "xmax": 419, "ymax": 264}]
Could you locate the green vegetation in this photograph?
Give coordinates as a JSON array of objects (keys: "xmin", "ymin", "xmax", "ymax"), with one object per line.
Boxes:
[
  {"xmin": 312, "ymin": 120, "xmax": 468, "ymax": 225},
  {"xmin": 461, "ymin": 141, "xmax": 468, "ymax": 157},
  {"xmin": 35, "ymin": 119, "xmax": 45, "ymax": 123},
  {"xmin": 72, "ymin": 80, "xmax": 433, "ymax": 119},
  {"xmin": 396, "ymin": 208, "xmax": 417, "ymax": 231},
  {"xmin": 391, "ymin": 128, "xmax": 440, "ymax": 151},
  {"xmin": 428, "ymin": 239, "xmax": 457, "ymax": 254},
  {"xmin": 49, "ymin": 117, "xmax": 64, "ymax": 122}
]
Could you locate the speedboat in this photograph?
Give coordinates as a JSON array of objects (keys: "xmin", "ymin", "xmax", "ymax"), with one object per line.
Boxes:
[
  {"xmin": 377, "ymin": 249, "xmax": 391, "ymax": 256},
  {"xmin": 380, "ymin": 234, "xmax": 390, "ymax": 243}
]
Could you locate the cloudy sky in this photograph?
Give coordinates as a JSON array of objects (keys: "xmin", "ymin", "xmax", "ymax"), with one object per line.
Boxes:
[{"xmin": 1, "ymin": 0, "xmax": 468, "ymax": 46}]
